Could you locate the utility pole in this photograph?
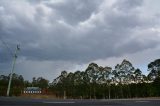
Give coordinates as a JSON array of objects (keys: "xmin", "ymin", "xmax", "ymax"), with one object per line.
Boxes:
[{"xmin": 7, "ymin": 45, "xmax": 20, "ymax": 96}]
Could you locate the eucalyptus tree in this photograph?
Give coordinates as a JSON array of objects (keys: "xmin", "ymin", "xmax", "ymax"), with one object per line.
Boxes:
[
  {"xmin": 36, "ymin": 77, "xmax": 49, "ymax": 89},
  {"xmin": 103, "ymin": 66, "xmax": 112, "ymax": 99},
  {"xmin": 73, "ymin": 71, "xmax": 82, "ymax": 98},
  {"xmin": 134, "ymin": 69, "xmax": 143, "ymax": 83},
  {"xmin": 112, "ymin": 68, "xmax": 119, "ymax": 84},
  {"xmin": 97, "ymin": 66, "xmax": 112, "ymax": 83},
  {"xmin": 96, "ymin": 66, "xmax": 112, "ymax": 98},
  {"xmin": 52, "ymin": 71, "xmax": 68, "ymax": 98},
  {"xmin": 113, "ymin": 59, "xmax": 135, "ymax": 98},
  {"xmin": 119, "ymin": 59, "xmax": 135, "ymax": 84},
  {"xmin": 74, "ymin": 71, "xmax": 83, "ymax": 85},
  {"xmin": 65, "ymin": 72, "xmax": 74, "ymax": 98},
  {"xmin": 0, "ymin": 75, "xmax": 9, "ymax": 96},
  {"xmin": 85, "ymin": 63, "xmax": 99, "ymax": 99},
  {"xmin": 148, "ymin": 59, "xmax": 160, "ymax": 81},
  {"xmin": 32, "ymin": 77, "xmax": 37, "ymax": 86},
  {"xmin": 60, "ymin": 70, "xmax": 68, "ymax": 99},
  {"xmin": 85, "ymin": 63, "xmax": 99, "ymax": 83}
]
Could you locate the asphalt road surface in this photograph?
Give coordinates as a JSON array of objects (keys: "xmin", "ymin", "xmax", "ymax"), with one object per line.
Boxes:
[{"xmin": 0, "ymin": 97, "xmax": 160, "ymax": 106}]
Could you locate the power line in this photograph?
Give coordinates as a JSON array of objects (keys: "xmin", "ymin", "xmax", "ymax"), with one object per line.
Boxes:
[{"xmin": 0, "ymin": 35, "xmax": 14, "ymax": 57}]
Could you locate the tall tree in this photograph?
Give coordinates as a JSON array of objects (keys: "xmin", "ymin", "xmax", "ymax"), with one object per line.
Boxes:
[
  {"xmin": 85, "ymin": 63, "xmax": 99, "ymax": 99},
  {"xmin": 134, "ymin": 69, "xmax": 143, "ymax": 83},
  {"xmin": 114, "ymin": 59, "xmax": 135, "ymax": 84},
  {"xmin": 148, "ymin": 59, "xmax": 160, "ymax": 81},
  {"xmin": 37, "ymin": 77, "xmax": 49, "ymax": 89}
]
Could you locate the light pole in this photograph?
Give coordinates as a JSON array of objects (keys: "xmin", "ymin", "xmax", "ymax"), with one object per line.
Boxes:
[{"xmin": 7, "ymin": 45, "xmax": 20, "ymax": 96}]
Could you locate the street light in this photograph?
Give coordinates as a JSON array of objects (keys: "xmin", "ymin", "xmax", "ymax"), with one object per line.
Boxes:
[{"xmin": 7, "ymin": 45, "xmax": 20, "ymax": 96}]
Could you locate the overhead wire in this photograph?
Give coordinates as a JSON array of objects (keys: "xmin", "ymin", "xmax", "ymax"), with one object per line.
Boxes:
[{"xmin": 0, "ymin": 35, "xmax": 14, "ymax": 57}]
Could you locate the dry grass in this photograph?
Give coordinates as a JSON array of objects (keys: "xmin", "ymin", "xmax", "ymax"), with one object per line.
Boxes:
[{"xmin": 21, "ymin": 94, "xmax": 57, "ymax": 99}]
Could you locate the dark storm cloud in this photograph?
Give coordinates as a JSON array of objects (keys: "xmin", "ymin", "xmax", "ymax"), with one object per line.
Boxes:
[
  {"xmin": 45, "ymin": 0, "xmax": 103, "ymax": 25},
  {"xmin": 0, "ymin": 0, "xmax": 160, "ymax": 63},
  {"xmin": 1, "ymin": 0, "xmax": 160, "ymax": 80}
]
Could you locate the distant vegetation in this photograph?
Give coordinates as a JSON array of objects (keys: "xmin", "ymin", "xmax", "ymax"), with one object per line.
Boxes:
[
  {"xmin": 0, "ymin": 75, "xmax": 49, "ymax": 96},
  {"xmin": 0, "ymin": 59, "xmax": 160, "ymax": 99}
]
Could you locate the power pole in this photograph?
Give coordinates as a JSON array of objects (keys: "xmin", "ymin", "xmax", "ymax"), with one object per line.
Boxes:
[{"xmin": 7, "ymin": 45, "xmax": 20, "ymax": 96}]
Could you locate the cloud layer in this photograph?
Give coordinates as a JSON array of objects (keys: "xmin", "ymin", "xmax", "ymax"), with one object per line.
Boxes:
[{"xmin": 0, "ymin": 0, "xmax": 160, "ymax": 81}]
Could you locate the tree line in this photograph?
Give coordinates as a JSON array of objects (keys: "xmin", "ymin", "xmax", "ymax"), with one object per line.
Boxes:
[
  {"xmin": 50, "ymin": 59, "xmax": 160, "ymax": 99},
  {"xmin": 0, "ymin": 74, "xmax": 49, "ymax": 96},
  {"xmin": 0, "ymin": 59, "xmax": 160, "ymax": 98}
]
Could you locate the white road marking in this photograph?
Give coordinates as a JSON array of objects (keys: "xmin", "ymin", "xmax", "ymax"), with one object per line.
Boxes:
[
  {"xmin": 43, "ymin": 101, "xmax": 75, "ymax": 104},
  {"xmin": 135, "ymin": 101, "xmax": 150, "ymax": 103}
]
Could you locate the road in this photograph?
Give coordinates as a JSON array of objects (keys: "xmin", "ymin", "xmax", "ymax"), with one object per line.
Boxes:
[{"xmin": 0, "ymin": 97, "xmax": 160, "ymax": 106}]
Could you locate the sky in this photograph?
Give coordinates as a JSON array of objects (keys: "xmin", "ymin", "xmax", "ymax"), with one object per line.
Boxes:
[{"xmin": 0, "ymin": 0, "xmax": 160, "ymax": 82}]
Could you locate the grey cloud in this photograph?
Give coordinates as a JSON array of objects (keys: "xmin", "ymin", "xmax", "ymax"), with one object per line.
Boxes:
[
  {"xmin": 15, "ymin": 60, "xmax": 79, "ymax": 81},
  {"xmin": 46, "ymin": 0, "xmax": 103, "ymax": 25},
  {"xmin": 0, "ymin": 0, "xmax": 160, "ymax": 80},
  {"xmin": 114, "ymin": 0, "xmax": 143, "ymax": 11},
  {"xmin": 1, "ymin": 0, "xmax": 160, "ymax": 63}
]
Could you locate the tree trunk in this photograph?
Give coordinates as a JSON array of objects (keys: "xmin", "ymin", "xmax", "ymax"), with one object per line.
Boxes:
[{"xmin": 64, "ymin": 90, "xmax": 66, "ymax": 99}]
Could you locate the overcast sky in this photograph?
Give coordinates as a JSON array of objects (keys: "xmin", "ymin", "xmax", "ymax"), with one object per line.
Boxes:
[{"xmin": 0, "ymin": 0, "xmax": 160, "ymax": 82}]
